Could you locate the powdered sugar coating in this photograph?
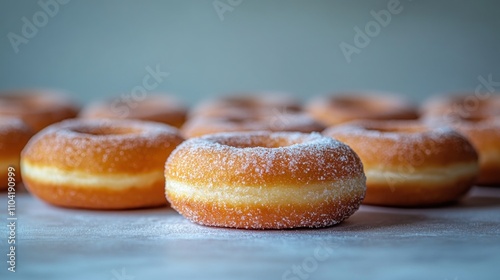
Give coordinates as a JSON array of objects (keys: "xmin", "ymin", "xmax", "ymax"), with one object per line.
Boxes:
[
  {"xmin": 165, "ymin": 131, "xmax": 366, "ymax": 229},
  {"xmin": 21, "ymin": 118, "xmax": 185, "ymax": 209},
  {"xmin": 323, "ymin": 120, "xmax": 478, "ymax": 167},
  {"xmin": 22, "ymin": 118, "xmax": 184, "ymax": 173},
  {"xmin": 167, "ymin": 131, "xmax": 364, "ymax": 186},
  {"xmin": 323, "ymin": 120, "xmax": 479, "ymax": 206}
]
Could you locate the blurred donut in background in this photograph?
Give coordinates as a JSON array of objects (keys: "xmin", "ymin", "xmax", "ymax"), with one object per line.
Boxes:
[
  {"xmin": 189, "ymin": 93, "xmax": 302, "ymax": 119},
  {"xmin": 79, "ymin": 93, "xmax": 187, "ymax": 128},
  {"xmin": 306, "ymin": 92, "xmax": 418, "ymax": 126},
  {"xmin": 423, "ymin": 93, "xmax": 500, "ymax": 185},
  {"xmin": 0, "ymin": 89, "xmax": 79, "ymax": 132},
  {"xmin": 181, "ymin": 113, "xmax": 324, "ymax": 138},
  {"xmin": 0, "ymin": 117, "xmax": 33, "ymax": 190},
  {"xmin": 323, "ymin": 120, "xmax": 479, "ymax": 207},
  {"xmin": 422, "ymin": 92, "xmax": 500, "ymax": 120},
  {"xmin": 20, "ymin": 118, "xmax": 185, "ymax": 209}
]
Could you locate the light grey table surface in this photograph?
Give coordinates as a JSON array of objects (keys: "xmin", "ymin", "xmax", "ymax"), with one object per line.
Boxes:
[{"xmin": 1, "ymin": 186, "xmax": 499, "ymax": 280}]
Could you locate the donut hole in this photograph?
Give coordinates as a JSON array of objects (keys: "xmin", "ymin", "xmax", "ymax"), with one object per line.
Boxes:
[
  {"xmin": 72, "ymin": 126, "xmax": 139, "ymax": 136},
  {"xmin": 215, "ymin": 135, "xmax": 300, "ymax": 149}
]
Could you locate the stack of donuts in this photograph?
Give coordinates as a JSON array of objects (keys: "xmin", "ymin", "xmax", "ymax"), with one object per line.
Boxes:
[{"xmin": 1, "ymin": 89, "xmax": 498, "ymax": 230}]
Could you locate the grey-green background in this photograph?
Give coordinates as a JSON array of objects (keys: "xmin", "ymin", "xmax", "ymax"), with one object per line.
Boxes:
[{"xmin": 1, "ymin": 0, "xmax": 499, "ymax": 106}]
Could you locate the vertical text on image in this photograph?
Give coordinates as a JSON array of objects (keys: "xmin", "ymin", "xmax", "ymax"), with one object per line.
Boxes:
[{"xmin": 6, "ymin": 166, "xmax": 17, "ymax": 273}]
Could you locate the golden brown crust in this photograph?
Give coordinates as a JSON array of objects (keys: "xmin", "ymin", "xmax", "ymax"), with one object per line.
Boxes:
[
  {"xmin": 0, "ymin": 90, "xmax": 79, "ymax": 132},
  {"xmin": 168, "ymin": 194, "xmax": 364, "ymax": 229},
  {"xmin": 324, "ymin": 121, "xmax": 478, "ymax": 168},
  {"xmin": 323, "ymin": 120, "xmax": 479, "ymax": 206},
  {"xmin": 362, "ymin": 177, "xmax": 475, "ymax": 207},
  {"xmin": 22, "ymin": 119, "xmax": 183, "ymax": 174},
  {"xmin": 80, "ymin": 94, "xmax": 187, "ymax": 128},
  {"xmin": 165, "ymin": 131, "xmax": 366, "ymax": 229},
  {"xmin": 0, "ymin": 117, "xmax": 33, "ymax": 190},
  {"xmin": 167, "ymin": 132, "xmax": 363, "ymax": 186},
  {"xmin": 453, "ymin": 119, "xmax": 500, "ymax": 185},
  {"xmin": 23, "ymin": 178, "xmax": 166, "ymax": 209},
  {"xmin": 21, "ymin": 119, "xmax": 184, "ymax": 209},
  {"xmin": 424, "ymin": 115, "xmax": 500, "ymax": 185},
  {"xmin": 306, "ymin": 93, "xmax": 418, "ymax": 126},
  {"xmin": 422, "ymin": 93, "xmax": 500, "ymax": 185}
]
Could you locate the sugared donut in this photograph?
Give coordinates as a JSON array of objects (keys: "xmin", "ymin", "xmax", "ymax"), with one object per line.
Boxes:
[
  {"xmin": 165, "ymin": 131, "xmax": 366, "ymax": 229},
  {"xmin": 21, "ymin": 119, "xmax": 184, "ymax": 209},
  {"xmin": 306, "ymin": 93, "xmax": 418, "ymax": 126},
  {"xmin": 80, "ymin": 94, "xmax": 187, "ymax": 128},
  {"xmin": 181, "ymin": 113, "xmax": 325, "ymax": 138},
  {"xmin": 422, "ymin": 93, "xmax": 500, "ymax": 120},
  {"xmin": 0, "ymin": 90, "xmax": 79, "ymax": 132},
  {"xmin": 0, "ymin": 117, "xmax": 33, "ymax": 190},
  {"xmin": 323, "ymin": 120, "xmax": 479, "ymax": 207},
  {"xmin": 423, "ymin": 93, "xmax": 500, "ymax": 185},
  {"xmin": 190, "ymin": 94, "xmax": 301, "ymax": 119},
  {"xmin": 424, "ymin": 116, "xmax": 500, "ymax": 186}
]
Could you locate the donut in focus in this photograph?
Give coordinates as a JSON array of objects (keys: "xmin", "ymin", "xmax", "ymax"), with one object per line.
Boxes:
[
  {"xmin": 306, "ymin": 93, "xmax": 418, "ymax": 126},
  {"xmin": 165, "ymin": 131, "xmax": 366, "ymax": 229},
  {"xmin": 21, "ymin": 119, "xmax": 184, "ymax": 209},
  {"xmin": 324, "ymin": 120, "xmax": 479, "ymax": 207},
  {"xmin": 80, "ymin": 94, "xmax": 187, "ymax": 128},
  {"xmin": 0, "ymin": 90, "xmax": 79, "ymax": 132}
]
